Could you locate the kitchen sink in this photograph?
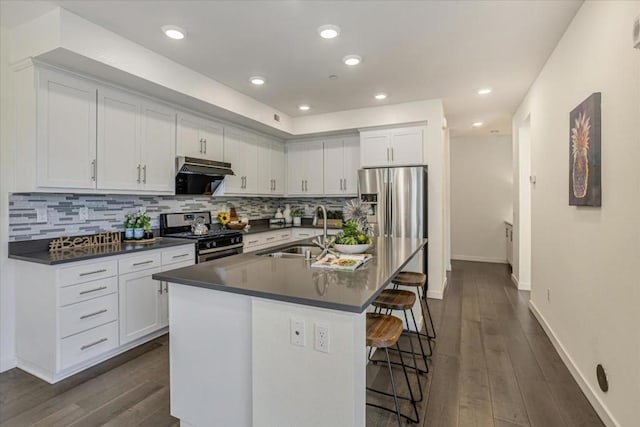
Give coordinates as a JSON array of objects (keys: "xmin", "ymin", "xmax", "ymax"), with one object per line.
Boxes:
[{"xmin": 257, "ymin": 244, "xmax": 323, "ymax": 258}]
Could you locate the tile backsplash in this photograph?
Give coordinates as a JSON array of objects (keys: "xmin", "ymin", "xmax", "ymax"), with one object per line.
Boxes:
[{"xmin": 8, "ymin": 193, "xmax": 354, "ymax": 241}]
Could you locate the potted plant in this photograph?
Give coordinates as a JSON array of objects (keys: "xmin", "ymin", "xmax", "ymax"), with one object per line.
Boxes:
[
  {"xmin": 124, "ymin": 213, "xmax": 136, "ymax": 240},
  {"xmin": 291, "ymin": 207, "xmax": 304, "ymax": 226},
  {"xmin": 133, "ymin": 208, "xmax": 151, "ymax": 240}
]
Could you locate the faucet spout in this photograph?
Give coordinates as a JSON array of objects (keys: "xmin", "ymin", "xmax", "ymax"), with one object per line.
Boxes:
[{"xmin": 315, "ymin": 204, "xmax": 328, "ymax": 247}]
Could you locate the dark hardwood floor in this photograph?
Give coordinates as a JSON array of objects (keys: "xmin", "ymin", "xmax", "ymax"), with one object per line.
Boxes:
[{"xmin": 0, "ymin": 261, "xmax": 603, "ymax": 426}]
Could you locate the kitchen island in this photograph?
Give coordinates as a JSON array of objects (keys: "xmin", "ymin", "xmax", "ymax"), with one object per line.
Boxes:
[{"xmin": 153, "ymin": 236, "xmax": 427, "ymax": 427}]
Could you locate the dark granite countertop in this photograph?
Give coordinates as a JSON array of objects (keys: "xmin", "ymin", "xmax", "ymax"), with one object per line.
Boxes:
[
  {"xmin": 9, "ymin": 237, "xmax": 195, "ymax": 265},
  {"xmin": 153, "ymin": 237, "xmax": 427, "ymax": 313}
]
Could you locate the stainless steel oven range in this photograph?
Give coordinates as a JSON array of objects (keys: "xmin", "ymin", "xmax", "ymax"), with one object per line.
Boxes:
[{"xmin": 159, "ymin": 211, "xmax": 243, "ymax": 263}]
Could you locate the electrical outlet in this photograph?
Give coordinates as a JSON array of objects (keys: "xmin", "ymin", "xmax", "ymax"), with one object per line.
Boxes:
[
  {"xmin": 547, "ymin": 288, "xmax": 551, "ymax": 302},
  {"xmin": 36, "ymin": 208, "xmax": 47, "ymax": 223},
  {"xmin": 78, "ymin": 207, "xmax": 89, "ymax": 221},
  {"xmin": 290, "ymin": 318, "xmax": 305, "ymax": 347},
  {"xmin": 315, "ymin": 323, "xmax": 329, "ymax": 353}
]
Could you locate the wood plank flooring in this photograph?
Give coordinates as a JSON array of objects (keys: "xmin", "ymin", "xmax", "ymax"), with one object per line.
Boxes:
[{"xmin": 0, "ymin": 261, "xmax": 603, "ymax": 426}]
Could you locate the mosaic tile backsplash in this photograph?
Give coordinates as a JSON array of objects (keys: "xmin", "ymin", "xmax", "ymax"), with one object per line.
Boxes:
[{"xmin": 9, "ymin": 194, "xmax": 354, "ymax": 241}]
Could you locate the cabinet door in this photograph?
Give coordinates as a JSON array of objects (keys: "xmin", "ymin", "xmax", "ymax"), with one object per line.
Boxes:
[
  {"xmin": 343, "ymin": 137, "xmax": 360, "ymax": 195},
  {"xmin": 97, "ymin": 87, "xmax": 141, "ymax": 191},
  {"xmin": 159, "ymin": 259, "xmax": 194, "ymax": 328},
  {"xmin": 37, "ymin": 68, "xmax": 97, "ymax": 189},
  {"xmin": 223, "ymin": 127, "xmax": 247, "ymax": 193},
  {"xmin": 286, "ymin": 144, "xmax": 307, "ymax": 196},
  {"xmin": 177, "ymin": 113, "xmax": 203, "ymax": 158},
  {"xmin": 119, "ymin": 267, "xmax": 162, "ymax": 344},
  {"xmin": 323, "ymin": 139, "xmax": 344, "ymax": 195},
  {"xmin": 305, "ymin": 141, "xmax": 324, "ymax": 194},
  {"xmin": 199, "ymin": 119, "xmax": 224, "ymax": 161},
  {"xmin": 270, "ymin": 141, "xmax": 285, "ymax": 195},
  {"xmin": 360, "ymin": 130, "xmax": 390, "ymax": 167},
  {"xmin": 243, "ymin": 134, "xmax": 259, "ymax": 194},
  {"xmin": 256, "ymin": 137, "xmax": 272, "ymax": 195},
  {"xmin": 140, "ymin": 101, "xmax": 176, "ymax": 192},
  {"xmin": 390, "ymin": 127, "xmax": 423, "ymax": 165}
]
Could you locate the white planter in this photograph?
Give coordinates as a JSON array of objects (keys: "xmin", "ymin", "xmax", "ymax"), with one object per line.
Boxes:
[{"xmin": 293, "ymin": 217, "xmax": 302, "ymax": 226}]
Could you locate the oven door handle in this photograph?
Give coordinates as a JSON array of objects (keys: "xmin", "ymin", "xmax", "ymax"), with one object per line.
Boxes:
[{"xmin": 199, "ymin": 243, "xmax": 244, "ymax": 255}]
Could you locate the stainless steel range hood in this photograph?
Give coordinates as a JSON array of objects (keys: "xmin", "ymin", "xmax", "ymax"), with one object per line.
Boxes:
[{"xmin": 175, "ymin": 156, "xmax": 234, "ymax": 195}]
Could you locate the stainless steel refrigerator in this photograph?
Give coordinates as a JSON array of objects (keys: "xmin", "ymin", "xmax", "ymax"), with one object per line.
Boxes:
[{"xmin": 358, "ymin": 166, "xmax": 428, "ymax": 275}]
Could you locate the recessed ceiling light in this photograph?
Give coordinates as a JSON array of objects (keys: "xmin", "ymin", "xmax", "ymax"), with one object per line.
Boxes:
[
  {"xmin": 250, "ymin": 76, "xmax": 266, "ymax": 85},
  {"xmin": 162, "ymin": 25, "xmax": 186, "ymax": 40},
  {"xmin": 478, "ymin": 88, "xmax": 492, "ymax": 95},
  {"xmin": 318, "ymin": 24, "xmax": 341, "ymax": 39},
  {"xmin": 343, "ymin": 55, "xmax": 362, "ymax": 66},
  {"xmin": 374, "ymin": 93, "xmax": 388, "ymax": 100},
  {"xmin": 298, "ymin": 104, "xmax": 311, "ymax": 111},
  {"xmin": 472, "ymin": 121, "xmax": 484, "ymax": 127}
]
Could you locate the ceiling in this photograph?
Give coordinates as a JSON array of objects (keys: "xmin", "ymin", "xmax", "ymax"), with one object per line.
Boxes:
[{"xmin": 1, "ymin": 0, "xmax": 582, "ymax": 136}]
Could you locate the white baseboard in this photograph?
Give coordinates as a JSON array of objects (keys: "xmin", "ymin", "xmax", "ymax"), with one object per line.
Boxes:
[
  {"xmin": 528, "ymin": 301, "xmax": 617, "ymax": 427},
  {"xmin": 510, "ymin": 273, "xmax": 531, "ymax": 291},
  {"xmin": 510, "ymin": 273, "xmax": 518, "ymax": 287},
  {"xmin": 0, "ymin": 356, "xmax": 17, "ymax": 373},
  {"xmin": 427, "ymin": 277, "xmax": 447, "ymax": 300},
  {"xmin": 452, "ymin": 255, "xmax": 508, "ymax": 264}
]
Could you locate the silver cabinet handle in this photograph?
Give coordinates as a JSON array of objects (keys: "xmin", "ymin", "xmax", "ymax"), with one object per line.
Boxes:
[
  {"xmin": 79, "ymin": 269, "xmax": 107, "ymax": 277},
  {"xmin": 266, "ymin": 236, "xmax": 276, "ymax": 241},
  {"xmin": 80, "ymin": 309, "xmax": 107, "ymax": 320},
  {"xmin": 79, "ymin": 286, "xmax": 107, "ymax": 295},
  {"xmin": 142, "ymin": 165, "xmax": 147, "ymax": 184},
  {"xmin": 137, "ymin": 164, "xmax": 141, "ymax": 183},
  {"xmin": 387, "ymin": 148, "xmax": 390, "ymax": 161},
  {"xmin": 391, "ymin": 148, "xmax": 394, "ymax": 161},
  {"xmin": 172, "ymin": 253, "xmax": 190, "ymax": 259},
  {"xmin": 133, "ymin": 260, "xmax": 154, "ymax": 266},
  {"xmin": 301, "ymin": 180, "xmax": 304, "ymax": 191},
  {"xmin": 91, "ymin": 160, "xmax": 96, "ymax": 181},
  {"xmin": 343, "ymin": 178, "xmax": 347, "ymax": 192},
  {"xmin": 306, "ymin": 180, "xmax": 308, "ymax": 192},
  {"xmin": 164, "ymin": 282, "xmax": 168, "ymax": 293},
  {"xmin": 248, "ymin": 240, "xmax": 259, "ymax": 244},
  {"xmin": 158, "ymin": 281, "xmax": 163, "ymax": 295},
  {"xmin": 273, "ymin": 179, "xmax": 277, "ymax": 192},
  {"xmin": 81, "ymin": 337, "xmax": 108, "ymax": 351},
  {"xmin": 204, "ymin": 138, "xmax": 207, "ymax": 154}
]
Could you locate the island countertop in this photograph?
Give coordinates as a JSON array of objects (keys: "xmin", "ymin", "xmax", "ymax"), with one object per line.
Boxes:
[{"xmin": 153, "ymin": 236, "xmax": 427, "ymax": 313}]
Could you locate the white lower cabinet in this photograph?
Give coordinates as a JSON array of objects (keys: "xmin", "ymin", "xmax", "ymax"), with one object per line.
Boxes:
[
  {"xmin": 119, "ymin": 267, "xmax": 163, "ymax": 345},
  {"xmin": 14, "ymin": 243, "xmax": 194, "ymax": 383}
]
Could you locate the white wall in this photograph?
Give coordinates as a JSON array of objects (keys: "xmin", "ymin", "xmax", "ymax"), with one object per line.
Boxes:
[
  {"xmin": 512, "ymin": 2, "xmax": 640, "ymax": 426},
  {"xmin": 0, "ymin": 25, "xmax": 16, "ymax": 372},
  {"xmin": 450, "ymin": 135, "xmax": 513, "ymax": 263}
]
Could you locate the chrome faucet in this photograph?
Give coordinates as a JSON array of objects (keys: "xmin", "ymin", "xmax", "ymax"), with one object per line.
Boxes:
[{"xmin": 312, "ymin": 204, "xmax": 336, "ymax": 260}]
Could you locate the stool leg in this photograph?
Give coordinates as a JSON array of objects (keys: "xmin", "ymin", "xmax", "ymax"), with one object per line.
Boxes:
[
  {"xmin": 396, "ymin": 343, "xmax": 420, "ymax": 424},
  {"xmin": 385, "ymin": 347, "xmax": 403, "ymax": 426},
  {"xmin": 408, "ymin": 308, "xmax": 430, "ymax": 373},
  {"xmin": 418, "ymin": 287, "xmax": 437, "ymax": 340},
  {"xmin": 401, "ymin": 310, "xmax": 423, "ymax": 402}
]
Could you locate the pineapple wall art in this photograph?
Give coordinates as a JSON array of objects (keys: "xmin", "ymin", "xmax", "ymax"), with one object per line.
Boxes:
[{"xmin": 569, "ymin": 92, "xmax": 601, "ymax": 206}]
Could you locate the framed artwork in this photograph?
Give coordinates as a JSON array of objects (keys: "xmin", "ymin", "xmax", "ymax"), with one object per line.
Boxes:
[{"xmin": 569, "ymin": 92, "xmax": 601, "ymax": 206}]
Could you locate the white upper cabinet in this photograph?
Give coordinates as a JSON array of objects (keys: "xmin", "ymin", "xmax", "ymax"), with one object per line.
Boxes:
[
  {"xmin": 97, "ymin": 87, "xmax": 141, "ymax": 191},
  {"xmin": 287, "ymin": 141, "xmax": 324, "ymax": 196},
  {"xmin": 257, "ymin": 136, "xmax": 285, "ymax": 196},
  {"xmin": 323, "ymin": 136, "xmax": 361, "ymax": 196},
  {"xmin": 177, "ymin": 112, "xmax": 223, "ymax": 160},
  {"xmin": 223, "ymin": 127, "xmax": 258, "ymax": 194},
  {"xmin": 139, "ymin": 101, "xmax": 176, "ymax": 192},
  {"xmin": 36, "ymin": 68, "xmax": 98, "ymax": 190},
  {"xmin": 360, "ymin": 125, "xmax": 426, "ymax": 167},
  {"xmin": 97, "ymin": 87, "xmax": 176, "ymax": 193}
]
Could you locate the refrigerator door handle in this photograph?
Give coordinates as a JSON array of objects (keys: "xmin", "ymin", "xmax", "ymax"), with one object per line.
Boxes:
[{"xmin": 388, "ymin": 180, "xmax": 393, "ymax": 237}]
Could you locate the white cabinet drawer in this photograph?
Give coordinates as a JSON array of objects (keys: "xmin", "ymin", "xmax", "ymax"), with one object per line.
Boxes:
[
  {"xmin": 58, "ymin": 259, "xmax": 117, "ymax": 287},
  {"xmin": 119, "ymin": 252, "xmax": 161, "ymax": 275},
  {"xmin": 60, "ymin": 320, "xmax": 118, "ymax": 370},
  {"xmin": 161, "ymin": 245, "xmax": 195, "ymax": 266},
  {"xmin": 59, "ymin": 277, "xmax": 117, "ymax": 307},
  {"xmin": 244, "ymin": 235, "xmax": 266, "ymax": 249},
  {"xmin": 292, "ymin": 228, "xmax": 318, "ymax": 240},
  {"xmin": 60, "ymin": 293, "xmax": 118, "ymax": 338}
]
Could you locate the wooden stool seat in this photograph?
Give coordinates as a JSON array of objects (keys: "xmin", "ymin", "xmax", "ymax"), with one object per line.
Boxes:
[
  {"xmin": 366, "ymin": 313, "xmax": 403, "ymax": 348},
  {"xmin": 393, "ymin": 271, "xmax": 426, "ymax": 287},
  {"xmin": 372, "ymin": 289, "xmax": 416, "ymax": 310}
]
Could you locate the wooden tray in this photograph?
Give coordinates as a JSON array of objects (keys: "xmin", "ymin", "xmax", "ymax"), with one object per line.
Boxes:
[{"xmin": 123, "ymin": 238, "xmax": 158, "ymax": 244}]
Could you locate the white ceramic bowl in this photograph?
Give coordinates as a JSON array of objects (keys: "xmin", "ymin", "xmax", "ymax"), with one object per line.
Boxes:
[{"xmin": 333, "ymin": 243, "xmax": 371, "ymax": 254}]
